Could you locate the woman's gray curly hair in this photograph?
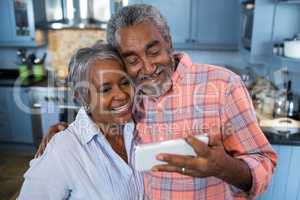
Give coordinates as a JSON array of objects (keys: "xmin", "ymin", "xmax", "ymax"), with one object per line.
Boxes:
[
  {"xmin": 107, "ymin": 4, "xmax": 172, "ymax": 49},
  {"xmin": 68, "ymin": 42, "xmax": 124, "ymax": 110}
]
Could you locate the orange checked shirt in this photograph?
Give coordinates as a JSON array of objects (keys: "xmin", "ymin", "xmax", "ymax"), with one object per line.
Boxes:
[{"xmin": 134, "ymin": 53, "xmax": 277, "ymax": 200}]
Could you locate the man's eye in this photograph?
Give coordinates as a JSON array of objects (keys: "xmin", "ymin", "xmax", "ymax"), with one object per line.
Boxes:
[
  {"xmin": 126, "ymin": 56, "xmax": 139, "ymax": 65},
  {"xmin": 120, "ymin": 79, "xmax": 130, "ymax": 86},
  {"xmin": 148, "ymin": 48, "xmax": 160, "ymax": 56}
]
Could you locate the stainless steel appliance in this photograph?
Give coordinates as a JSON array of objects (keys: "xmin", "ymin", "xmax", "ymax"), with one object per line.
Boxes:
[
  {"xmin": 241, "ymin": 1, "xmax": 254, "ymax": 50},
  {"xmin": 36, "ymin": 0, "xmax": 126, "ymax": 29},
  {"xmin": 29, "ymin": 86, "xmax": 79, "ymax": 149}
]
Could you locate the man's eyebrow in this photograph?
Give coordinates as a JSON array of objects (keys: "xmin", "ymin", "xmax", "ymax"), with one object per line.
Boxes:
[
  {"xmin": 121, "ymin": 51, "xmax": 136, "ymax": 58},
  {"xmin": 145, "ymin": 40, "xmax": 160, "ymax": 50}
]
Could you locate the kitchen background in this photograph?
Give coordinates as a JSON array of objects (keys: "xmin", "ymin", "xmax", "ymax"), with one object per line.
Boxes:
[{"xmin": 0, "ymin": 0, "xmax": 300, "ymax": 199}]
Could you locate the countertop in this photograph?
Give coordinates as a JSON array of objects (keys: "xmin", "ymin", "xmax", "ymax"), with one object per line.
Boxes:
[
  {"xmin": 0, "ymin": 77, "xmax": 49, "ymax": 87},
  {"xmin": 0, "ymin": 69, "xmax": 52, "ymax": 87},
  {"xmin": 257, "ymin": 110, "xmax": 300, "ymax": 146},
  {"xmin": 264, "ymin": 131, "xmax": 300, "ymax": 146}
]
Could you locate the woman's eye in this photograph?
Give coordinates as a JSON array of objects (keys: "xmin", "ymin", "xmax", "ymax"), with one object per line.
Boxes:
[
  {"xmin": 99, "ymin": 86, "xmax": 111, "ymax": 94},
  {"xmin": 120, "ymin": 79, "xmax": 130, "ymax": 86}
]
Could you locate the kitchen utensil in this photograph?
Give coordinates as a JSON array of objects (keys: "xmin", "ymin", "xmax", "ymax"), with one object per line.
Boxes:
[
  {"xmin": 261, "ymin": 94, "xmax": 276, "ymax": 115},
  {"xmin": 33, "ymin": 53, "xmax": 47, "ymax": 81},
  {"xmin": 241, "ymin": 1, "xmax": 254, "ymax": 50},
  {"xmin": 273, "ymin": 80, "xmax": 300, "ymax": 119},
  {"xmin": 260, "ymin": 117, "xmax": 300, "ymax": 136}
]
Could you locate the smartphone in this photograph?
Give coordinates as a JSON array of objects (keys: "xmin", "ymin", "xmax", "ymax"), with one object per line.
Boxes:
[{"xmin": 133, "ymin": 135, "xmax": 209, "ymax": 171}]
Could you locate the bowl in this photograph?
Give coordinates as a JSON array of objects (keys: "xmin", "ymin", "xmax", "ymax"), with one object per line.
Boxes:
[{"xmin": 284, "ymin": 40, "xmax": 300, "ymax": 59}]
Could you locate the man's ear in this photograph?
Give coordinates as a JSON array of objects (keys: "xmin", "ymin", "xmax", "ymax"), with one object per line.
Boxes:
[{"xmin": 166, "ymin": 36, "xmax": 173, "ymax": 49}]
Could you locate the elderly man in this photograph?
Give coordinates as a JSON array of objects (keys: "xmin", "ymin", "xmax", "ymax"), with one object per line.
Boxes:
[
  {"xmin": 106, "ymin": 4, "xmax": 276, "ymax": 200},
  {"xmin": 38, "ymin": 4, "xmax": 277, "ymax": 200}
]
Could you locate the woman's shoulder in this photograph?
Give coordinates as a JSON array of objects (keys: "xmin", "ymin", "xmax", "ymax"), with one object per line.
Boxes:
[
  {"xmin": 46, "ymin": 123, "xmax": 83, "ymax": 153},
  {"xmin": 25, "ymin": 126, "xmax": 82, "ymax": 175}
]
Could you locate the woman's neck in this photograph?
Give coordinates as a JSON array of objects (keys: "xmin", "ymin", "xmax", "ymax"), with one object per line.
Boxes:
[
  {"xmin": 97, "ymin": 123, "xmax": 123, "ymax": 138},
  {"xmin": 97, "ymin": 123, "xmax": 128, "ymax": 163}
]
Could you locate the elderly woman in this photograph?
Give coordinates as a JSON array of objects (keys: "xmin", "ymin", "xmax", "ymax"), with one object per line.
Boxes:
[{"xmin": 17, "ymin": 44, "xmax": 144, "ymax": 200}]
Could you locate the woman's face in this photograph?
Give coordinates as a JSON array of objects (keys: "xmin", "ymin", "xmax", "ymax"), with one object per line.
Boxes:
[{"xmin": 88, "ymin": 59, "xmax": 134, "ymax": 125}]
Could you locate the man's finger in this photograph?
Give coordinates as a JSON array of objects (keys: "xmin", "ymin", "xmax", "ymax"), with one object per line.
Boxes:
[
  {"xmin": 208, "ymin": 125, "xmax": 223, "ymax": 146},
  {"xmin": 58, "ymin": 122, "xmax": 68, "ymax": 131},
  {"xmin": 185, "ymin": 135, "xmax": 209, "ymax": 157},
  {"xmin": 151, "ymin": 164, "xmax": 202, "ymax": 177},
  {"xmin": 34, "ymin": 141, "xmax": 45, "ymax": 158},
  {"xmin": 156, "ymin": 153, "xmax": 205, "ymax": 170}
]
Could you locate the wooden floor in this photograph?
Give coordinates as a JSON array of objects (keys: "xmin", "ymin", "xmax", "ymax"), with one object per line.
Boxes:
[{"xmin": 0, "ymin": 150, "xmax": 33, "ymax": 200}]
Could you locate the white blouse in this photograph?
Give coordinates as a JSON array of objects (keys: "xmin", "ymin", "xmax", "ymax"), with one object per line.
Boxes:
[{"xmin": 18, "ymin": 108, "xmax": 144, "ymax": 200}]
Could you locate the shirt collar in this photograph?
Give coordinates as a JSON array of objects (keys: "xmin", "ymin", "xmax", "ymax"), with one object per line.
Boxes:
[
  {"xmin": 72, "ymin": 107, "xmax": 135, "ymax": 145},
  {"xmin": 72, "ymin": 107, "xmax": 101, "ymax": 145},
  {"xmin": 172, "ymin": 52, "xmax": 193, "ymax": 85}
]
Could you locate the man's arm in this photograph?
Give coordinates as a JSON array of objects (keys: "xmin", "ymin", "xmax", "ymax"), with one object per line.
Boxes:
[
  {"xmin": 152, "ymin": 75, "xmax": 277, "ymax": 197},
  {"xmin": 152, "ymin": 130, "xmax": 253, "ymax": 191},
  {"xmin": 34, "ymin": 122, "xmax": 68, "ymax": 158}
]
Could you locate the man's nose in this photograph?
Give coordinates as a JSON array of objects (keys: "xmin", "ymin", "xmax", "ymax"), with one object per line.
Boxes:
[
  {"xmin": 142, "ymin": 59, "xmax": 156, "ymax": 76},
  {"xmin": 113, "ymin": 85, "xmax": 127, "ymax": 100}
]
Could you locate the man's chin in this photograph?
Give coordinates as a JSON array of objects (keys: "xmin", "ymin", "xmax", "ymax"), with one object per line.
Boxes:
[{"xmin": 141, "ymin": 81, "xmax": 172, "ymax": 98}]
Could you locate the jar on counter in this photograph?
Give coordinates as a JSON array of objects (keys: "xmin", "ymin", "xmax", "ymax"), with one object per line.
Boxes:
[
  {"xmin": 273, "ymin": 44, "xmax": 279, "ymax": 55},
  {"xmin": 279, "ymin": 43, "xmax": 284, "ymax": 56}
]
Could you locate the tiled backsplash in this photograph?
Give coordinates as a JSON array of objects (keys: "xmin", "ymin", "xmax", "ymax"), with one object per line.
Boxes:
[{"xmin": 47, "ymin": 29, "xmax": 106, "ymax": 78}]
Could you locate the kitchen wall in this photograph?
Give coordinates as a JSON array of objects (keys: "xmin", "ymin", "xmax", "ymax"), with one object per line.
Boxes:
[
  {"xmin": 47, "ymin": 29, "xmax": 106, "ymax": 77},
  {"xmin": 0, "ymin": 29, "xmax": 106, "ymax": 78}
]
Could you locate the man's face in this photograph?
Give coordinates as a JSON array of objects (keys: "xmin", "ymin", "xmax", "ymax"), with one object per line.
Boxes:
[{"xmin": 116, "ymin": 20, "xmax": 175, "ymax": 97}]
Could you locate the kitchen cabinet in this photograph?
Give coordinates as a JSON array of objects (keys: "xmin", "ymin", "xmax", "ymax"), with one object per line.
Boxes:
[
  {"xmin": 271, "ymin": 0, "xmax": 300, "ymax": 72},
  {"xmin": 0, "ymin": 87, "xmax": 12, "ymax": 142},
  {"xmin": 8, "ymin": 87, "xmax": 33, "ymax": 143},
  {"xmin": 0, "ymin": 0, "xmax": 41, "ymax": 47},
  {"xmin": 0, "ymin": 86, "xmax": 33, "ymax": 144},
  {"xmin": 240, "ymin": 0, "xmax": 300, "ymax": 66},
  {"xmin": 129, "ymin": 0, "xmax": 239, "ymax": 50},
  {"xmin": 239, "ymin": 0, "xmax": 276, "ymax": 65},
  {"xmin": 258, "ymin": 145, "xmax": 300, "ymax": 200},
  {"xmin": 189, "ymin": 0, "xmax": 239, "ymax": 50}
]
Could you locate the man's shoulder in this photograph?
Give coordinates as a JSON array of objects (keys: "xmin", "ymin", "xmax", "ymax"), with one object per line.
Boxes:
[
  {"xmin": 193, "ymin": 63, "xmax": 237, "ymax": 76},
  {"xmin": 186, "ymin": 62, "xmax": 240, "ymax": 84}
]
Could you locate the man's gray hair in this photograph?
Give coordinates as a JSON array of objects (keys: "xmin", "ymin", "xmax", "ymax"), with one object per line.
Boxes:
[
  {"xmin": 68, "ymin": 42, "xmax": 123, "ymax": 109},
  {"xmin": 107, "ymin": 4, "xmax": 171, "ymax": 49}
]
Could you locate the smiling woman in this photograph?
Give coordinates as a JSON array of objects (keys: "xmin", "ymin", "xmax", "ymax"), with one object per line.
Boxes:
[{"xmin": 17, "ymin": 43, "xmax": 144, "ymax": 200}]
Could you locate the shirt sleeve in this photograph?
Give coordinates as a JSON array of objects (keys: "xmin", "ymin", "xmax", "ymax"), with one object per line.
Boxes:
[
  {"xmin": 220, "ymin": 75, "xmax": 277, "ymax": 199},
  {"xmin": 17, "ymin": 140, "xmax": 70, "ymax": 200}
]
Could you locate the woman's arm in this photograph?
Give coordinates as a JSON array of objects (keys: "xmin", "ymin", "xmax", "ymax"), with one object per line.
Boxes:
[
  {"xmin": 18, "ymin": 139, "xmax": 70, "ymax": 199},
  {"xmin": 34, "ymin": 122, "xmax": 68, "ymax": 158}
]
